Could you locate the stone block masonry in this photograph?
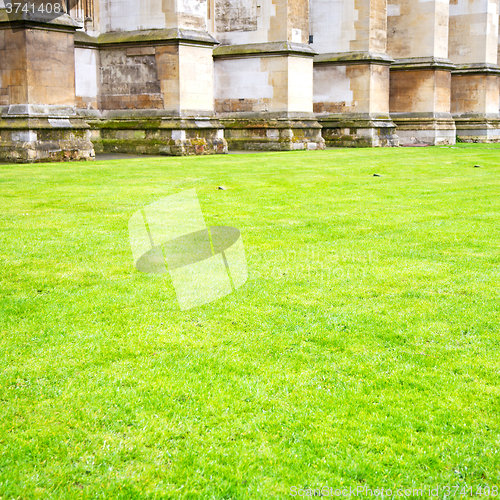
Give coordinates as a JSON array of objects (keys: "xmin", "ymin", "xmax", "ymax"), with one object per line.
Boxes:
[
  {"xmin": 0, "ymin": 9, "xmax": 94, "ymax": 162},
  {"xmin": 1, "ymin": 0, "xmax": 500, "ymax": 161}
]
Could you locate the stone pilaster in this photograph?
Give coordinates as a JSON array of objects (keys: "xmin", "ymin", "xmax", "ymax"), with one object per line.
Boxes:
[
  {"xmin": 211, "ymin": 0, "xmax": 324, "ymax": 151},
  {"xmin": 76, "ymin": 0, "xmax": 227, "ymax": 156},
  {"xmin": 0, "ymin": 10, "xmax": 94, "ymax": 162},
  {"xmin": 311, "ymin": 0, "xmax": 398, "ymax": 147},
  {"xmin": 387, "ymin": 0, "xmax": 456, "ymax": 145},
  {"xmin": 449, "ymin": 0, "xmax": 500, "ymax": 142}
]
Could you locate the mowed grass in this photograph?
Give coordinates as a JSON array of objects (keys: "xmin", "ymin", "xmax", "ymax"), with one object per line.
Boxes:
[{"xmin": 1, "ymin": 145, "xmax": 500, "ymax": 499}]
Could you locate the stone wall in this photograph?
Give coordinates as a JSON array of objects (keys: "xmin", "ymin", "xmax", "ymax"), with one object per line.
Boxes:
[
  {"xmin": 2, "ymin": 0, "xmax": 500, "ymax": 161},
  {"xmin": 99, "ymin": 48, "xmax": 163, "ymax": 110},
  {"xmin": 75, "ymin": 48, "xmax": 100, "ymax": 110},
  {"xmin": 387, "ymin": 0, "xmax": 449, "ymax": 60},
  {"xmin": 215, "ymin": 0, "xmax": 258, "ymax": 33},
  {"xmin": 390, "ymin": 69, "xmax": 451, "ymax": 114},
  {"xmin": 0, "ymin": 28, "xmax": 75, "ymax": 106},
  {"xmin": 0, "ymin": 13, "xmax": 94, "ymax": 162},
  {"xmin": 0, "ymin": 28, "xmax": 27, "ymax": 106},
  {"xmin": 451, "ymin": 74, "xmax": 499, "ymax": 114},
  {"xmin": 449, "ymin": 0, "xmax": 499, "ymax": 65},
  {"xmin": 311, "ymin": 0, "xmax": 396, "ymax": 147},
  {"xmin": 215, "ymin": 53, "xmax": 313, "ymax": 113},
  {"xmin": 448, "ymin": 0, "xmax": 500, "ymax": 142}
]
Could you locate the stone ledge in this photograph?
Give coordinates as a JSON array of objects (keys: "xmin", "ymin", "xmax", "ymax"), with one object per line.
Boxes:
[
  {"xmin": 2, "ymin": 104, "xmax": 77, "ymax": 117},
  {"xmin": 317, "ymin": 113, "xmax": 396, "ymax": 129},
  {"xmin": 221, "ymin": 118, "xmax": 325, "ymax": 151},
  {"xmin": 90, "ymin": 117, "xmax": 225, "ymax": 131},
  {"xmin": 0, "ymin": 11, "xmax": 79, "ymax": 31},
  {"xmin": 216, "ymin": 111, "xmax": 319, "ymax": 120},
  {"xmin": 314, "ymin": 51, "xmax": 394, "ymax": 66},
  {"xmin": 452, "ymin": 63, "xmax": 500, "ymax": 76},
  {"xmin": 0, "ymin": 116, "xmax": 91, "ymax": 130},
  {"xmin": 213, "ymin": 42, "xmax": 316, "ymax": 59},
  {"xmin": 453, "ymin": 113, "xmax": 500, "ymax": 124},
  {"xmin": 0, "ymin": 117, "xmax": 94, "ymax": 163},
  {"xmin": 90, "ymin": 109, "xmax": 217, "ymax": 119},
  {"xmin": 391, "ymin": 112, "xmax": 455, "ymax": 123},
  {"xmin": 220, "ymin": 118, "xmax": 323, "ymax": 130},
  {"xmin": 75, "ymin": 28, "xmax": 219, "ymax": 49},
  {"xmin": 91, "ymin": 124, "xmax": 228, "ymax": 156},
  {"xmin": 391, "ymin": 113, "xmax": 456, "ymax": 130},
  {"xmin": 391, "ymin": 57, "xmax": 456, "ymax": 71}
]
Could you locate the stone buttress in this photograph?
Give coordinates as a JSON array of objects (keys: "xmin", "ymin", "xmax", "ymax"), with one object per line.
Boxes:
[
  {"xmin": 74, "ymin": 0, "xmax": 227, "ymax": 156},
  {"xmin": 211, "ymin": 0, "xmax": 325, "ymax": 151},
  {"xmin": 4, "ymin": 0, "xmax": 500, "ymax": 160},
  {"xmin": 387, "ymin": 0, "xmax": 456, "ymax": 145},
  {"xmin": 310, "ymin": 0, "xmax": 398, "ymax": 147},
  {"xmin": 0, "ymin": 9, "xmax": 94, "ymax": 162},
  {"xmin": 449, "ymin": 0, "xmax": 500, "ymax": 143}
]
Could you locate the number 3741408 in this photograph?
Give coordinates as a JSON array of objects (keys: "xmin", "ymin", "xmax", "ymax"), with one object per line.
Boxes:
[{"xmin": 5, "ymin": 3, "xmax": 63, "ymax": 14}]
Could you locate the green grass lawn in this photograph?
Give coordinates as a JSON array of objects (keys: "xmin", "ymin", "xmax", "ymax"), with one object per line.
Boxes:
[{"xmin": 1, "ymin": 145, "xmax": 500, "ymax": 499}]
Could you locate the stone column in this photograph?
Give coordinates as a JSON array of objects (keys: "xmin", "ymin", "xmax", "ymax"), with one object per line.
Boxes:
[
  {"xmin": 387, "ymin": 0, "xmax": 456, "ymax": 145},
  {"xmin": 78, "ymin": 0, "xmax": 227, "ymax": 156},
  {"xmin": 310, "ymin": 0, "xmax": 398, "ymax": 147},
  {"xmin": 211, "ymin": 0, "xmax": 324, "ymax": 151},
  {"xmin": 0, "ymin": 10, "xmax": 94, "ymax": 162},
  {"xmin": 449, "ymin": 0, "xmax": 500, "ymax": 142}
]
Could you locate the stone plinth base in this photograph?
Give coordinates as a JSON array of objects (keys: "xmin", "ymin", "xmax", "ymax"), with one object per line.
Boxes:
[
  {"xmin": 454, "ymin": 114, "xmax": 500, "ymax": 143},
  {"xmin": 85, "ymin": 112, "xmax": 228, "ymax": 156},
  {"xmin": 390, "ymin": 59, "xmax": 456, "ymax": 145},
  {"xmin": 451, "ymin": 64, "xmax": 500, "ymax": 143},
  {"xmin": 318, "ymin": 114, "xmax": 398, "ymax": 147},
  {"xmin": 391, "ymin": 113, "xmax": 456, "ymax": 146},
  {"xmin": 220, "ymin": 114, "xmax": 325, "ymax": 151},
  {"xmin": 213, "ymin": 42, "xmax": 320, "ymax": 152},
  {"xmin": 312, "ymin": 52, "xmax": 396, "ymax": 147},
  {"xmin": 0, "ymin": 105, "xmax": 94, "ymax": 163}
]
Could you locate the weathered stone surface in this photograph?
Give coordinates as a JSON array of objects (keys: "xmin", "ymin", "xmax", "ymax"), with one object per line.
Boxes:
[
  {"xmin": 0, "ymin": 111, "xmax": 94, "ymax": 163},
  {"xmin": 99, "ymin": 49, "xmax": 163, "ymax": 110},
  {"xmin": 2, "ymin": 0, "xmax": 500, "ymax": 159},
  {"xmin": 89, "ymin": 115, "xmax": 228, "ymax": 155},
  {"xmin": 211, "ymin": 0, "xmax": 320, "ymax": 151},
  {"xmin": 387, "ymin": 1, "xmax": 456, "ymax": 145},
  {"xmin": 319, "ymin": 113, "xmax": 398, "ymax": 147},
  {"xmin": 220, "ymin": 115, "xmax": 325, "ymax": 151},
  {"xmin": 449, "ymin": 0, "xmax": 500, "ymax": 143},
  {"xmin": 215, "ymin": 0, "xmax": 258, "ymax": 33},
  {"xmin": 387, "ymin": 0, "xmax": 449, "ymax": 60},
  {"xmin": 311, "ymin": 0, "xmax": 388, "ymax": 54},
  {"xmin": 310, "ymin": 0, "xmax": 396, "ymax": 147},
  {"xmin": 0, "ymin": 14, "xmax": 94, "ymax": 162}
]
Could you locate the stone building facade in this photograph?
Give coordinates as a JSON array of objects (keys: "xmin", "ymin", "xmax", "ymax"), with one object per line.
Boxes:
[{"xmin": 0, "ymin": 0, "xmax": 499, "ymax": 162}]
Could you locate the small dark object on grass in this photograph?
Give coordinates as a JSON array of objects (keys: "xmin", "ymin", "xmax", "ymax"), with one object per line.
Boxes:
[
  {"xmin": 217, "ymin": 186, "xmax": 227, "ymax": 190},
  {"xmin": 373, "ymin": 174, "xmax": 381, "ymax": 177},
  {"xmin": 474, "ymin": 165, "xmax": 482, "ymax": 168}
]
